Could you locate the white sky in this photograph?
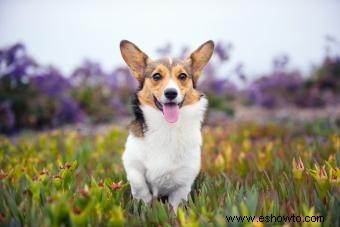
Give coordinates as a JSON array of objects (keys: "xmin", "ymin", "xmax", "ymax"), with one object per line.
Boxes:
[{"xmin": 0, "ymin": 0, "xmax": 339, "ymax": 83}]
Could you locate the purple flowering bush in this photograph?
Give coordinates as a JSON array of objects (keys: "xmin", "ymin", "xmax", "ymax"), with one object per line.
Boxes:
[
  {"xmin": 244, "ymin": 55, "xmax": 340, "ymax": 108},
  {"xmin": 0, "ymin": 44, "xmax": 134, "ymax": 133},
  {"xmin": 0, "ymin": 44, "xmax": 86, "ymax": 132},
  {"xmin": 0, "ymin": 42, "xmax": 339, "ymax": 133},
  {"xmin": 70, "ymin": 61, "xmax": 134, "ymax": 123},
  {"xmin": 245, "ymin": 69, "xmax": 305, "ymax": 108},
  {"xmin": 301, "ymin": 56, "xmax": 340, "ymax": 107}
]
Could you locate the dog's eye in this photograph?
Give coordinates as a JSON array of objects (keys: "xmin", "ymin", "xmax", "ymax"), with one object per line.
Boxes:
[
  {"xmin": 152, "ymin": 73, "xmax": 162, "ymax": 81},
  {"xmin": 178, "ymin": 73, "xmax": 187, "ymax": 81}
]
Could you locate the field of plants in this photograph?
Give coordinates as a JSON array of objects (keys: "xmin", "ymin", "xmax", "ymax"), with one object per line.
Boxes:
[{"xmin": 0, "ymin": 119, "xmax": 339, "ymax": 226}]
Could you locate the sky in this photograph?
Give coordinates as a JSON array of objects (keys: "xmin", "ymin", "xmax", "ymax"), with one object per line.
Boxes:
[{"xmin": 0, "ymin": 0, "xmax": 339, "ymax": 83}]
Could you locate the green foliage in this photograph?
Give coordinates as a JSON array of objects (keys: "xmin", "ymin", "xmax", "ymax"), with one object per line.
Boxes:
[
  {"xmin": 0, "ymin": 121, "xmax": 339, "ymax": 226},
  {"xmin": 207, "ymin": 95, "xmax": 234, "ymax": 116}
]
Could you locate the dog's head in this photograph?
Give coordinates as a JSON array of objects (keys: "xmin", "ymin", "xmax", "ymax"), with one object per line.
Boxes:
[{"xmin": 120, "ymin": 40, "xmax": 214, "ymax": 123}]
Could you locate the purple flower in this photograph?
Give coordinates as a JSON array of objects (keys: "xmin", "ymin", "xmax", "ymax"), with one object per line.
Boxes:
[
  {"xmin": 111, "ymin": 96, "xmax": 129, "ymax": 116},
  {"xmin": 109, "ymin": 66, "xmax": 137, "ymax": 91},
  {"xmin": 246, "ymin": 70, "xmax": 304, "ymax": 108},
  {"xmin": 31, "ymin": 68, "xmax": 71, "ymax": 97},
  {"xmin": 199, "ymin": 74, "xmax": 237, "ymax": 96},
  {"xmin": 272, "ymin": 55, "xmax": 289, "ymax": 70},
  {"xmin": 55, "ymin": 97, "xmax": 85, "ymax": 124},
  {"xmin": 0, "ymin": 43, "xmax": 37, "ymax": 83},
  {"xmin": 235, "ymin": 63, "xmax": 247, "ymax": 82},
  {"xmin": 2, "ymin": 43, "xmax": 25, "ymax": 65},
  {"xmin": 215, "ymin": 42, "xmax": 232, "ymax": 62},
  {"xmin": 71, "ymin": 60, "xmax": 106, "ymax": 86}
]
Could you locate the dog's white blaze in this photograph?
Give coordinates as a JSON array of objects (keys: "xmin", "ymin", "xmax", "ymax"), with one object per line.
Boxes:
[
  {"xmin": 165, "ymin": 79, "xmax": 179, "ymax": 91},
  {"xmin": 168, "ymin": 57, "xmax": 172, "ymax": 65},
  {"xmin": 161, "ymin": 79, "xmax": 182, "ymax": 103},
  {"xmin": 122, "ymin": 97, "xmax": 208, "ymax": 213}
]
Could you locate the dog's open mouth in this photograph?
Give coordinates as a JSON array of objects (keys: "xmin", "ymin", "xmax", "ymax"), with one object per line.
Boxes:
[{"xmin": 153, "ymin": 96, "xmax": 184, "ymax": 124}]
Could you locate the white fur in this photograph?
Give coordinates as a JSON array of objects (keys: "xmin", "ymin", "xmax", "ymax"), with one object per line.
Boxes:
[
  {"xmin": 168, "ymin": 57, "xmax": 173, "ymax": 65},
  {"xmin": 160, "ymin": 79, "xmax": 182, "ymax": 103},
  {"xmin": 122, "ymin": 97, "xmax": 207, "ymax": 212}
]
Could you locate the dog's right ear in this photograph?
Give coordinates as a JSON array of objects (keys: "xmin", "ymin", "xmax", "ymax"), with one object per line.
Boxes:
[{"xmin": 120, "ymin": 40, "xmax": 149, "ymax": 82}]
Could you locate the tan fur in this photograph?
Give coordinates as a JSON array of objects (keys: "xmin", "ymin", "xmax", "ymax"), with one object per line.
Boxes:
[
  {"xmin": 138, "ymin": 64, "xmax": 170, "ymax": 108},
  {"xmin": 187, "ymin": 40, "xmax": 214, "ymax": 83},
  {"xmin": 120, "ymin": 40, "xmax": 149, "ymax": 82}
]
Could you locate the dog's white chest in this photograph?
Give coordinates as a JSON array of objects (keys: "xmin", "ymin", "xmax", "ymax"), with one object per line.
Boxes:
[
  {"xmin": 142, "ymin": 127, "xmax": 202, "ymax": 195},
  {"xmin": 122, "ymin": 97, "xmax": 207, "ymax": 198}
]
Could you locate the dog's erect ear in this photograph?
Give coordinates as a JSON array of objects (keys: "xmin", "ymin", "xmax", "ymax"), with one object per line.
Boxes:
[
  {"xmin": 187, "ymin": 40, "xmax": 214, "ymax": 82},
  {"xmin": 120, "ymin": 40, "xmax": 149, "ymax": 82}
]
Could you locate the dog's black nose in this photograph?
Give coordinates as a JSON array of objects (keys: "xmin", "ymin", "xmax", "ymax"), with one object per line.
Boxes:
[{"xmin": 164, "ymin": 89, "xmax": 178, "ymax": 100}]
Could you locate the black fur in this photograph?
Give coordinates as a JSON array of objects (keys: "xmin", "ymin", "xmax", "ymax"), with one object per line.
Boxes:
[
  {"xmin": 131, "ymin": 92, "xmax": 146, "ymax": 133},
  {"xmin": 192, "ymin": 79, "xmax": 197, "ymax": 89}
]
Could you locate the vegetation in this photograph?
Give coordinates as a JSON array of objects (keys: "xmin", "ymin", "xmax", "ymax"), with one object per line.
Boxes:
[{"xmin": 0, "ymin": 120, "xmax": 339, "ymax": 226}]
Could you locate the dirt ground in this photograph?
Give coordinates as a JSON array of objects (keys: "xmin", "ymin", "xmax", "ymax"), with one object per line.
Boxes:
[
  {"xmin": 13, "ymin": 105, "xmax": 339, "ymax": 138},
  {"xmin": 205, "ymin": 105, "xmax": 340, "ymax": 131}
]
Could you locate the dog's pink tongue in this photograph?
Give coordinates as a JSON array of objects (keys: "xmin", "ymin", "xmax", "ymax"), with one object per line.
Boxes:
[{"xmin": 163, "ymin": 104, "xmax": 179, "ymax": 123}]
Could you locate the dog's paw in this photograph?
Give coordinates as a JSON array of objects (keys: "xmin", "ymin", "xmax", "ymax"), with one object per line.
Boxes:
[
  {"xmin": 140, "ymin": 192, "xmax": 152, "ymax": 204},
  {"xmin": 168, "ymin": 187, "xmax": 190, "ymax": 215},
  {"xmin": 132, "ymin": 188, "xmax": 152, "ymax": 204}
]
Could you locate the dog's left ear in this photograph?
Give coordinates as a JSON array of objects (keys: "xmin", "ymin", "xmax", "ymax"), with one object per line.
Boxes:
[
  {"xmin": 187, "ymin": 40, "xmax": 214, "ymax": 82},
  {"xmin": 120, "ymin": 40, "xmax": 149, "ymax": 82}
]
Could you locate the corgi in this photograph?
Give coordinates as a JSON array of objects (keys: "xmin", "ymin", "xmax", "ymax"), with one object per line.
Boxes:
[{"xmin": 120, "ymin": 40, "xmax": 214, "ymax": 213}]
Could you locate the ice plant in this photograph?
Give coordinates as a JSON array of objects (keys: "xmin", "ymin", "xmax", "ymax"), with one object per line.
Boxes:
[
  {"xmin": 292, "ymin": 157, "xmax": 305, "ymax": 180},
  {"xmin": 328, "ymin": 167, "xmax": 340, "ymax": 187},
  {"xmin": 110, "ymin": 181, "xmax": 123, "ymax": 190},
  {"xmin": 0, "ymin": 109, "xmax": 339, "ymax": 225},
  {"xmin": 0, "ymin": 169, "xmax": 7, "ymax": 180},
  {"xmin": 308, "ymin": 164, "xmax": 330, "ymax": 195},
  {"xmin": 316, "ymin": 165, "xmax": 328, "ymax": 186},
  {"xmin": 330, "ymin": 133, "xmax": 340, "ymax": 151},
  {"xmin": 252, "ymin": 217, "xmax": 264, "ymax": 227},
  {"xmin": 178, "ymin": 208, "xmax": 199, "ymax": 227},
  {"xmin": 213, "ymin": 153, "xmax": 225, "ymax": 173},
  {"xmin": 301, "ymin": 205, "xmax": 322, "ymax": 227},
  {"xmin": 223, "ymin": 143, "xmax": 233, "ymax": 172}
]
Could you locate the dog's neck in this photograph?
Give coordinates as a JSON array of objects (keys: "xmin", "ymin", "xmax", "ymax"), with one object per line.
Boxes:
[{"xmin": 129, "ymin": 95, "xmax": 207, "ymax": 138}]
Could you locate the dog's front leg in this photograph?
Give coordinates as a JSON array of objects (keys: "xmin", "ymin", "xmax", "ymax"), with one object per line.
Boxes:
[
  {"xmin": 168, "ymin": 185, "xmax": 191, "ymax": 214},
  {"xmin": 124, "ymin": 163, "xmax": 152, "ymax": 204}
]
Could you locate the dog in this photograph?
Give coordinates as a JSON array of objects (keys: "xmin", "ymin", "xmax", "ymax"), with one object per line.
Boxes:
[{"xmin": 120, "ymin": 40, "xmax": 214, "ymax": 213}]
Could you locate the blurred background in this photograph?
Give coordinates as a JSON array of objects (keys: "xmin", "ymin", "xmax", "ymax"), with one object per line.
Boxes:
[{"xmin": 0, "ymin": 0, "xmax": 339, "ymax": 134}]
